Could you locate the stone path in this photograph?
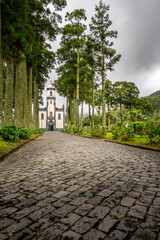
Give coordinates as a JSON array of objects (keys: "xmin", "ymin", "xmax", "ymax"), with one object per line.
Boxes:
[{"xmin": 0, "ymin": 132, "xmax": 160, "ymax": 240}]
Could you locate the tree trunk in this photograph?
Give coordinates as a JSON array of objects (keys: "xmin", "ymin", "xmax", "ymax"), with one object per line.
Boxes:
[
  {"xmin": 102, "ymin": 41, "xmax": 106, "ymax": 127},
  {"xmin": 120, "ymin": 102, "xmax": 123, "ymax": 124},
  {"xmin": 89, "ymin": 103, "xmax": 91, "ymax": 128},
  {"xmin": 3, "ymin": 62, "xmax": 14, "ymax": 125},
  {"xmin": 73, "ymin": 89, "xmax": 76, "ymax": 126},
  {"xmin": 107, "ymin": 100, "xmax": 110, "ymax": 129},
  {"xmin": 33, "ymin": 75, "xmax": 39, "ymax": 129},
  {"xmin": 66, "ymin": 88, "xmax": 69, "ymax": 127},
  {"xmin": 22, "ymin": 57, "xmax": 28, "ymax": 128},
  {"xmin": 0, "ymin": 3, "xmax": 3, "ymax": 125},
  {"xmin": 81, "ymin": 102, "xmax": 83, "ymax": 127},
  {"xmin": 92, "ymin": 75, "xmax": 95, "ymax": 127},
  {"xmin": 14, "ymin": 55, "xmax": 26, "ymax": 127},
  {"xmin": 69, "ymin": 96, "xmax": 72, "ymax": 125},
  {"xmin": 76, "ymin": 47, "xmax": 80, "ymax": 127},
  {"xmin": 28, "ymin": 66, "xmax": 33, "ymax": 129}
]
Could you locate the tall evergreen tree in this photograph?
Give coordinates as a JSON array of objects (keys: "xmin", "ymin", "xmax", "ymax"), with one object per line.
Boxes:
[{"xmin": 90, "ymin": 0, "xmax": 121, "ymax": 127}]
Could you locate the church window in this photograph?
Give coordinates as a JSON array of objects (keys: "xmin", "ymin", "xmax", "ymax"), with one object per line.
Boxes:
[
  {"xmin": 50, "ymin": 112, "xmax": 53, "ymax": 117},
  {"xmin": 58, "ymin": 113, "xmax": 61, "ymax": 120},
  {"xmin": 41, "ymin": 113, "xmax": 44, "ymax": 120},
  {"xmin": 50, "ymin": 91, "xmax": 52, "ymax": 96},
  {"xmin": 50, "ymin": 100, "xmax": 52, "ymax": 104}
]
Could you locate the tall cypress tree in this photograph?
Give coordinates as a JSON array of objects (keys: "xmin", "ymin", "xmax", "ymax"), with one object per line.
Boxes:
[
  {"xmin": 0, "ymin": 0, "xmax": 3, "ymax": 124},
  {"xmin": 90, "ymin": 1, "xmax": 121, "ymax": 127}
]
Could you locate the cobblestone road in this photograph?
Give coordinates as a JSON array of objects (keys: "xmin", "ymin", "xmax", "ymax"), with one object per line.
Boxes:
[{"xmin": 0, "ymin": 132, "xmax": 160, "ymax": 240}]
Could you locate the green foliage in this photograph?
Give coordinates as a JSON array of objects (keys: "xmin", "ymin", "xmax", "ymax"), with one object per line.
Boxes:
[
  {"xmin": 142, "ymin": 121, "xmax": 160, "ymax": 143},
  {"xmin": 18, "ymin": 127, "xmax": 31, "ymax": 140},
  {"xmin": 64, "ymin": 125, "xmax": 78, "ymax": 134},
  {"xmin": 83, "ymin": 115, "xmax": 101, "ymax": 126},
  {"xmin": 0, "ymin": 125, "xmax": 44, "ymax": 142},
  {"xmin": 112, "ymin": 123, "xmax": 134, "ymax": 140},
  {"xmin": 0, "ymin": 125, "xmax": 19, "ymax": 142},
  {"xmin": 33, "ymin": 129, "xmax": 45, "ymax": 134},
  {"xmin": 132, "ymin": 122, "xmax": 145, "ymax": 134},
  {"xmin": 91, "ymin": 125, "xmax": 106, "ymax": 138}
]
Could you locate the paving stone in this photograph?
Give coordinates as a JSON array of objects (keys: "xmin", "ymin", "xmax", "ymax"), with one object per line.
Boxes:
[
  {"xmin": 60, "ymin": 213, "xmax": 81, "ymax": 226},
  {"xmin": 30, "ymin": 214, "xmax": 57, "ymax": 231},
  {"xmin": 98, "ymin": 189, "xmax": 114, "ymax": 197},
  {"xmin": 72, "ymin": 216, "xmax": 98, "ymax": 234},
  {"xmin": 147, "ymin": 206, "xmax": 160, "ymax": 217},
  {"xmin": 110, "ymin": 206, "xmax": 128, "ymax": 218},
  {"xmin": 70, "ymin": 197, "xmax": 88, "ymax": 206},
  {"xmin": 60, "ymin": 230, "xmax": 81, "ymax": 240},
  {"xmin": 128, "ymin": 205, "xmax": 147, "ymax": 219},
  {"xmin": 130, "ymin": 228, "xmax": 156, "ymax": 240},
  {"xmin": 4, "ymin": 218, "xmax": 31, "ymax": 236},
  {"xmin": 153, "ymin": 197, "xmax": 160, "ymax": 205},
  {"xmin": 105, "ymin": 230, "xmax": 127, "ymax": 240},
  {"xmin": 87, "ymin": 196, "xmax": 103, "ymax": 205},
  {"xmin": 53, "ymin": 204, "xmax": 76, "ymax": 217},
  {"xmin": 102, "ymin": 197, "xmax": 119, "ymax": 208},
  {"xmin": 83, "ymin": 229, "xmax": 106, "ymax": 240},
  {"xmin": 42, "ymin": 223, "xmax": 68, "ymax": 239},
  {"xmin": 75, "ymin": 204, "xmax": 94, "ymax": 216},
  {"xmin": 66, "ymin": 185, "xmax": 80, "ymax": 192},
  {"xmin": 12, "ymin": 206, "xmax": 39, "ymax": 220},
  {"xmin": 0, "ymin": 218, "xmax": 15, "ymax": 230},
  {"xmin": 28, "ymin": 206, "xmax": 55, "ymax": 221},
  {"xmin": 121, "ymin": 197, "xmax": 135, "ymax": 207},
  {"xmin": 98, "ymin": 215, "xmax": 119, "ymax": 233},
  {"xmin": 141, "ymin": 215, "xmax": 160, "ymax": 232},
  {"xmin": 111, "ymin": 191, "xmax": 126, "ymax": 199},
  {"xmin": 10, "ymin": 229, "xmax": 36, "ymax": 240},
  {"xmin": 88, "ymin": 206, "xmax": 110, "ymax": 219},
  {"xmin": 0, "ymin": 234, "xmax": 8, "ymax": 240},
  {"xmin": 117, "ymin": 217, "xmax": 139, "ymax": 232},
  {"xmin": 52, "ymin": 197, "xmax": 71, "ymax": 207},
  {"xmin": 84, "ymin": 190, "xmax": 98, "ymax": 197},
  {"xmin": 53, "ymin": 191, "xmax": 70, "ymax": 198}
]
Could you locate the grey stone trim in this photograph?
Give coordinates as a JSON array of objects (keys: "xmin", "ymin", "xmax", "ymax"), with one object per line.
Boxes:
[
  {"xmin": 47, "ymin": 88, "xmax": 55, "ymax": 91},
  {"xmin": 56, "ymin": 108, "xmax": 63, "ymax": 112},
  {"xmin": 39, "ymin": 107, "xmax": 47, "ymax": 111},
  {"xmin": 47, "ymin": 97, "xmax": 55, "ymax": 100}
]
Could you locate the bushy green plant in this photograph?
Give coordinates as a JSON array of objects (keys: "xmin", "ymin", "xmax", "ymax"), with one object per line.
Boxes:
[
  {"xmin": 91, "ymin": 125, "xmax": 106, "ymax": 138},
  {"xmin": 33, "ymin": 129, "xmax": 45, "ymax": 134},
  {"xmin": 119, "ymin": 123, "xmax": 134, "ymax": 140},
  {"xmin": 112, "ymin": 123, "xmax": 134, "ymax": 140},
  {"xmin": 18, "ymin": 127, "xmax": 31, "ymax": 140},
  {"xmin": 0, "ymin": 125, "xmax": 19, "ymax": 142},
  {"xmin": 132, "ymin": 122, "xmax": 145, "ymax": 134},
  {"xmin": 64, "ymin": 125, "xmax": 78, "ymax": 134},
  {"xmin": 142, "ymin": 121, "xmax": 160, "ymax": 143},
  {"xmin": 78, "ymin": 127, "xmax": 87, "ymax": 135}
]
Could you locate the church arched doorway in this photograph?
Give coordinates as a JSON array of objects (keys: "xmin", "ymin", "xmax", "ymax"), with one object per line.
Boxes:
[{"xmin": 49, "ymin": 120, "xmax": 54, "ymax": 131}]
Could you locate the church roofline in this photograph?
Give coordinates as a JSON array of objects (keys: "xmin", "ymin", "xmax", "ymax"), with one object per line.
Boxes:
[{"xmin": 47, "ymin": 87, "xmax": 55, "ymax": 91}]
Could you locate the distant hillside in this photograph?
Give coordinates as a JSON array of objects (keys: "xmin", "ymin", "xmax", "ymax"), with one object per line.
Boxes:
[
  {"xmin": 147, "ymin": 90, "xmax": 160, "ymax": 98},
  {"xmin": 147, "ymin": 90, "xmax": 160, "ymax": 112}
]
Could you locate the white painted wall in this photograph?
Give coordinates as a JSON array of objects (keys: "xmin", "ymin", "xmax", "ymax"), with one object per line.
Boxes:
[
  {"xmin": 56, "ymin": 111, "xmax": 64, "ymax": 129},
  {"xmin": 39, "ymin": 111, "xmax": 46, "ymax": 129},
  {"xmin": 47, "ymin": 100, "xmax": 55, "ymax": 118}
]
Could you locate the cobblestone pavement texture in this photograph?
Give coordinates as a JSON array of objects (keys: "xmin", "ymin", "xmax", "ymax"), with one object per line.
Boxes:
[{"xmin": 0, "ymin": 132, "xmax": 160, "ymax": 240}]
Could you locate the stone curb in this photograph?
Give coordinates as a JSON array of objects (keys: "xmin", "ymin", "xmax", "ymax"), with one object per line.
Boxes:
[
  {"xmin": 104, "ymin": 139, "xmax": 160, "ymax": 152},
  {"xmin": 0, "ymin": 133, "xmax": 44, "ymax": 162}
]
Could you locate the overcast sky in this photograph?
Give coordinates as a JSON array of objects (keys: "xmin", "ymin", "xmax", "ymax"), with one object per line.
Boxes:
[{"xmin": 43, "ymin": 0, "xmax": 160, "ymax": 109}]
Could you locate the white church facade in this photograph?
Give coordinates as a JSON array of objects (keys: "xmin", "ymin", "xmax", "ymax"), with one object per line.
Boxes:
[{"xmin": 39, "ymin": 83, "xmax": 65, "ymax": 131}]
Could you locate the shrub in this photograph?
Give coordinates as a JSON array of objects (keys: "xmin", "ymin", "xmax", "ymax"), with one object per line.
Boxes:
[
  {"xmin": 91, "ymin": 125, "xmax": 106, "ymax": 138},
  {"xmin": 142, "ymin": 121, "xmax": 160, "ymax": 143},
  {"xmin": 78, "ymin": 127, "xmax": 87, "ymax": 135},
  {"xmin": 112, "ymin": 123, "xmax": 134, "ymax": 140},
  {"xmin": 0, "ymin": 125, "xmax": 19, "ymax": 142},
  {"xmin": 64, "ymin": 125, "xmax": 78, "ymax": 134},
  {"xmin": 132, "ymin": 122, "xmax": 145, "ymax": 134},
  {"xmin": 33, "ymin": 129, "xmax": 45, "ymax": 134},
  {"xmin": 18, "ymin": 127, "xmax": 31, "ymax": 140}
]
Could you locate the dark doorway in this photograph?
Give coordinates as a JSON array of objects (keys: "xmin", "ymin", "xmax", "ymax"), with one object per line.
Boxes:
[{"xmin": 49, "ymin": 124, "xmax": 53, "ymax": 131}]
